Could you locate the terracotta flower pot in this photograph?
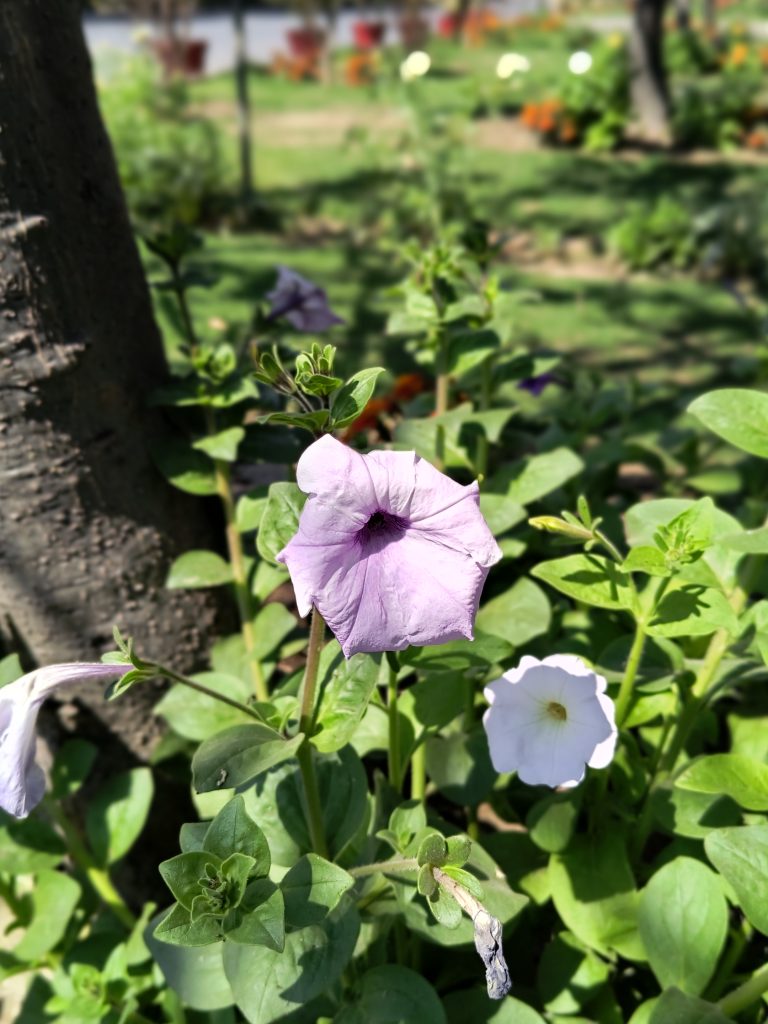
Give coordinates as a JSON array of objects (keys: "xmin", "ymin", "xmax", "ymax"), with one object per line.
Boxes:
[
  {"xmin": 398, "ymin": 13, "xmax": 430, "ymax": 49},
  {"xmin": 286, "ymin": 27, "xmax": 326, "ymax": 61},
  {"xmin": 352, "ymin": 20, "xmax": 387, "ymax": 49},
  {"xmin": 151, "ymin": 36, "xmax": 208, "ymax": 76}
]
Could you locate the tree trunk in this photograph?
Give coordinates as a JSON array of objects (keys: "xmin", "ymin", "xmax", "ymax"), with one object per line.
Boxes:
[
  {"xmin": 0, "ymin": 0, "xmax": 226, "ymax": 753},
  {"xmin": 675, "ymin": 0, "xmax": 691, "ymax": 31},
  {"xmin": 233, "ymin": 0, "xmax": 254, "ymax": 206},
  {"xmin": 629, "ymin": 0, "xmax": 671, "ymax": 144}
]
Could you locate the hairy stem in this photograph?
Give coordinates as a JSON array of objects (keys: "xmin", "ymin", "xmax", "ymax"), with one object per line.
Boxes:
[
  {"xmin": 207, "ymin": 409, "xmax": 268, "ymax": 703},
  {"xmin": 150, "ymin": 663, "xmax": 263, "ymax": 721},
  {"xmin": 297, "ymin": 607, "xmax": 328, "ymax": 858},
  {"xmin": 411, "ymin": 743, "xmax": 426, "ymax": 802},
  {"xmin": 44, "ymin": 798, "xmax": 135, "ymax": 929},
  {"xmin": 718, "ymin": 962, "xmax": 768, "ymax": 1018},
  {"xmin": 387, "ymin": 665, "xmax": 402, "ymax": 792},
  {"xmin": 614, "ymin": 621, "xmax": 646, "ymax": 727},
  {"xmin": 350, "ymin": 857, "xmax": 419, "ymax": 878}
]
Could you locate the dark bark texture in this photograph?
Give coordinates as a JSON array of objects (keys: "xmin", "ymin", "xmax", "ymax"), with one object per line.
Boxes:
[
  {"xmin": 0, "ymin": 0, "xmax": 225, "ymax": 753},
  {"xmin": 629, "ymin": 0, "xmax": 671, "ymax": 143}
]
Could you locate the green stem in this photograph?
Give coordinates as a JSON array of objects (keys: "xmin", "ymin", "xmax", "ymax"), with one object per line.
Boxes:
[
  {"xmin": 387, "ymin": 666, "xmax": 402, "ymax": 793},
  {"xmin": 350, "ymin": 857, "xmax": 419, "ymax": 878},
  {"xmin": 718, "ymin": 962, "xmax": 768, "ymax": 1018},
  {"xmin": 207, "ymin": 410, "xmax": 268, "ymax": 703},
  {"xmin": 297, "ymin": 607, "xmax": 328, "ymax": 858},
  {"xmin": 614, "ymin": 621, "xmax": 646, "ymax": 727},
  {"xmin": 411, "ymin": 743, "xmax": 426, "ymax": 802},
  {"xmin": 44, "ymin": 799, "xmax": 135, "ymax": 929},
  {"xmin": 150, "ymin": 663, "xmax": 263, "ymax": 721}
]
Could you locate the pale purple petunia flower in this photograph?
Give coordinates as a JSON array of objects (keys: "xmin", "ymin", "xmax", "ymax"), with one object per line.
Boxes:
[
  {"xmin": 277, "ymin": 435, "xmax": 502, "ymax": 657},
  {"xmin": 483, "ymin": 654, "xmax": 617, "ymax": 788},
  {"xmin": 266, "ymin": 266, "xmax": 345, "ymax": 332},
  {"xmin": 0, "ymin": 663, "xmax": 130, "ymax": 818}
]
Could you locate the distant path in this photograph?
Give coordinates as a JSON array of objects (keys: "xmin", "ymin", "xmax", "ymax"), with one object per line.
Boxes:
[{"xmin": 84, "ymin": 2, "xmax": 541, "ymax": 76}]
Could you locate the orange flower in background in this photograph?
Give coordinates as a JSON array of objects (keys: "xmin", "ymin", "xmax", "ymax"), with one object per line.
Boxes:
[
  {"xmin": 759, "ymin": 45, "xmax": 768, "ymax": 68},
  {"xmin": 391, "ymin": 372, "xmax": 429, "ymax": 403},
  {"xmin": 745, "ymin": 128, "xmax": 768, "ymax": 150},
  {"xmin": 344, "ymin": 52, "xmax": 377, "ymax": 86},
  {"xmin": 728, "ymin": 41, "xmax": 750, "ymax": 66},
  {"xmin": 559, "ymin": 117, "xmax": 578, "ymax": 144}
]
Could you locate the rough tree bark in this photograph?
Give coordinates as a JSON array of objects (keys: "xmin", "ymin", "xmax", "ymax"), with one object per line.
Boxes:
[
  {"xmin": 629, "ymin": 0, "xmax": 672, "ymax": 144},
  {"xmin": 0, "ymin": 0, "xmax": 226, "ymax": 753}
]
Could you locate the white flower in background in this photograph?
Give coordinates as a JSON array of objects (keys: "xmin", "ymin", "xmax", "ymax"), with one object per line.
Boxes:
[
  {"xmin": 496, "ymin": 52, "xmax": 531, "ymax": 79},
  {"xmin": 0, "ymin": 663, "xmax": 130, "ymax": 818},
  {"xmin": 400, "ymin": 51, "xmax": 431, "ymax": 82},
  {"xmin": 483, "ymin": 654, "xmax": 617, "ymax": 788},
  {"xmin": 568, "ymin": 51, "xmax": 593, "ymax": 75}
]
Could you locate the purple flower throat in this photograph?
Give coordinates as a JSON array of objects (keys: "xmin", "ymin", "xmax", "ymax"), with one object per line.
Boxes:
[{"xmin": 356, "ymin": 509, "xmax": 409, "ymax": 547}]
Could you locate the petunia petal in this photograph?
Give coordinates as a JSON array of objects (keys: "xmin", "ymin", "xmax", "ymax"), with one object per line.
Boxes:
[{"xmin": 295, "ymin": 435, "xmax": 377, "ymax": 517}]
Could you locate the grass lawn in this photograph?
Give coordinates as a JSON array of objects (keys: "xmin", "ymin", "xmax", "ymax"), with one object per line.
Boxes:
[{"xmin": 119, "ymin": 30, "xmax": 764, "ymax": 392}]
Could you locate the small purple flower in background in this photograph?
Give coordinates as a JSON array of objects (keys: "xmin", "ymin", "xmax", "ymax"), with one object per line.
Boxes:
[
  {"xmin": 0, "ymin": 663, "xmax": 130, "ymax": 818},
  {"xmin": 277, "ymin": 435, "xmax": 502, "ymax": 657},
  {"xmin": 483, "ymin": 654, "xmax": 617, "ymax": 788},
  {"xmin": 266, "ymin": 266, "xmax": 345, "ymax": 332},
  {"xmin": 517, "ymin": 372, "xmax": 556, "ymax": 397}
]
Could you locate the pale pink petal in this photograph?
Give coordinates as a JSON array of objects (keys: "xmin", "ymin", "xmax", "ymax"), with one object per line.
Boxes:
[{"xmin": 295, "ymin": 435, "xmax": 376, "ymax": 519}]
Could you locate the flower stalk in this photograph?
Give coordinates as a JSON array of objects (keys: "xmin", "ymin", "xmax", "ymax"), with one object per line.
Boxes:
[
  {"xmin": 718, "ymin": 962, "xmax": 768, "ymax": 1018},
  {"xmin": 614, "ymin": 621, "xmax": 646, "ymax": 727},
  {"xmin": 297, "ymin": 607, "xmax": 328, "ymax": 858},
  {"xmin": 44, "ymin": 798, "xmax": 135, "ymax": 929},
  {"xmin": 387, "ymin": 663, "xmax": 402, "ymax": 792}
]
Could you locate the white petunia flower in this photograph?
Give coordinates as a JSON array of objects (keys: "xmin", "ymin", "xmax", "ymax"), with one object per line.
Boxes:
[
  {"xmin": 400, "ymin": 50, "xmax": 431, "ymax": 82},
  {"xmin": 483, "ymin": 654, "xmax": 617, "ymax": 788},
  {"xmin": 568, "ymin": 51, "xmax": 593, "ymax": 74},
  {"xmin": 0, "ymin": 663, "xmax": 130, "ymax": 818},
  {"xmin": 496, "ymin": 52, "xmax": 531, "ymax": 79}
]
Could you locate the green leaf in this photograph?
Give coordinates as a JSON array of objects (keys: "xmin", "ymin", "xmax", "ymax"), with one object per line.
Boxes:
[
  {"xmin": 705, "ymin": 826, "xmax": 768, "ymax": 934},
  {"xmin": 330, "ymin": 368, "xmax": 386, "ymax": 429},
  {"xmin": 417, "ymin": 832, "xmax": 448, "ymax": 867},
  {"xmin": 720, "ymin": 528, "xmax": 768, "ymax": 553},
  {"xmin": 153, "ymin": 901, "xmax": 223, "ymax": 947},
  {"xmin": 252, "ymin": 602, "xmax": 297, "ymax": 661},
  {"xmin": 537, "ymin": 931, "xmax": 609, "ymax": 1015},
  {"xmin": 689, "ymin": 388, "xmax": 768, "ymax": 458},
  {"xmin": 425, "ymin": 728, "xmax": 496, "ymax": 806},
  {"xmin": 527, "ymin": 791, "xmax": 581, "ymax": 854},
  {"xmin": 281, "ymin": 853, "xmax": 355, "ymax": 928},
  {"xmin": 650, "ymin": 784, "xmax": 741, "ymax": 840},
  {"xmin": 235, "ymin": 492, "xmax": 268, "ymax": 533},
  {"xmin": 676, "ymin": 754, "xmax": 768, "ymax": 811},
  {"xmin": 647, "ymin": 586, "xmax": 738, "ymax": 638},
  {"xmin": 448, "ymin": 329, "xmax": 499, "ymax": 380},
  {"xmin": 0, "ymin": 817, "xmax": 65, "ymax": 874},
  {"xmin": 623, "ymin": 546, "xmax": 670, "ymax": 577},
  {"xmin": 445, "ymin": 835, "xmax": 472, "ymax": 867},
  {"xmin": 260, "ymin": 409, "xmax": 330, "ymax": 434},
  {"xmin": 85, "ymin": 767, "xmax": 154, "ymax": 865},
  {"xmin": 146, "ymin": 912, "xmax": 232, "ymax": 1009},
  {"xmin": 335, "ymin": 965, "xmax": 447, "ymax": 1024},
  {"xmin": 242, "ymin": 747, "xmax": 368, "ymax": 868},
  {"xmin": 647, "ymin": 988, "xmax": 731, "ymax": 1024},
  {"xmin": 256, "ymin": 482, "xmax": 307, "ymax": 566},
  {"xmin": 478, "ymin": 494, "xmax": 526, "ymax": 537},
  {"xmin": 444, "ymin": 990, "xmax": 546, "ymax": 1023},
  {"xmin": 475, "ymin": 577, "xmax": 551, "ymax": 646},
  {"xmin": 51, "ymin": 739, "xmax": 97, "ymax": 799},
  {"xmin": 490, "ymin": 448, "xmax": 584, "ymax": 506},
  {"xmin": 312, "ymin": 642, "xmax": 381, "ymax": 754},
  {"xmin": 223, "ymin": 878, "xmax": 285, "ymax": 950},
  {"xmin": 152, "ymin": 437, "xmax": 218, "ymax": 496},
  {"xmin": 549, "ymin": 833, "xmax": 644, "ymax": 960},
  {"xmin": 159, "ymin": 851, "xmax": 221, "ymax": 910},
  {"xmin": 166, "ymin": 550, "xmax": 234, "ymax": 588},
  {"xmin": 155, "ymin": 671, "xmax": 256, "ymax": 742},
  {"xmin": 203, "ymin": 795, "xmax": 271, "ymax": 876},
  {"xmin": 13, "ymin": 870, "xmax": 81, "ymax": 962},
  {"xmin": 0, "ymin": 653, "xmax": 22, "ymax": 687},
  {"xmin": 532, "ymin": 555, "xmax": 634, "ymax": 611},
  {"xmin": 223, "ymin": 906, "xmax": 360, "ymax": 1024},
  {"xmin": 400, "ymin": 632, "xmax": 511, "ymax": 676},
  {"xmin": 427, "ymin": 885, "xmax": 462, "ymax": 929},
  {"xmin": 638, "ymin": 857, "xmax": 727, "ymax": 996},
  {"xmin": 192, "ymin": 723, "xmax": 305, "ymax": 793},
  {"xmin": 193, "ymin": 427, "xmax": 245, "ymax": 463}
]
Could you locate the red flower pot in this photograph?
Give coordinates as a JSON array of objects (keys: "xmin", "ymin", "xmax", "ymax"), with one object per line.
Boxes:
[
  {"xmin": 398, "ymin": 14, "xmax": 430, "ymax": 49},
  {"xmin": 437, "ymin": 12, "xmax": 461, "ymax": 37},
  {"xmin": 286, "ymin": 27, "xmax": 326, "ymax": 61},
  {"xmin": 151, "ymin": 37, "xmax": 208, "ymax": 76},
  {"xmin": 352, "ymin": 20, "xmax": 387, "ymax": 49}
]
